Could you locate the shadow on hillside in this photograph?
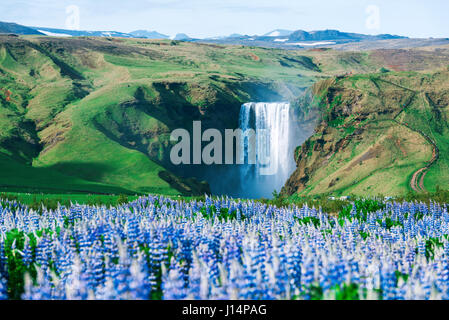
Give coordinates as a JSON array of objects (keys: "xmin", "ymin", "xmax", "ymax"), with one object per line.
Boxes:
[{"xmin": 47, "ymin": 161, "xmax": 113, "ymax": 182}]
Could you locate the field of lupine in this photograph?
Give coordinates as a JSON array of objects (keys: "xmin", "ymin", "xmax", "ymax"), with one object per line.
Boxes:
[{"xmin": 0, "ymin": 195, "xmax": 449, "ymax": 300}]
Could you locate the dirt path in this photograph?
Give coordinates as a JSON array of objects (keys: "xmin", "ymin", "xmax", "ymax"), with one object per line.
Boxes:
[
  {"xmin": 404, "ymin": 125, "xmax": 439, "ymax": 193},
  {"xmin": 419, "ymin": 171, "xmax": 428, "ymax": 191},
  {"xmin": 339, "ymin": 117, "xmax": 437, "ymax": 194},
  {"xmin": 350, "ymin": 79, "xmax": 439, "ymax": 193},
  {"xmin": 410, "ymin": 167, "xmax": 426, "ymax": 192}
]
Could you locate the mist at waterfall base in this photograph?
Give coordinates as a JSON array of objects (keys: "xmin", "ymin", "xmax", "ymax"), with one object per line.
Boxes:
[{"xmin": 190, "ymin": 102, "xmax": 307, "ymax": 199}]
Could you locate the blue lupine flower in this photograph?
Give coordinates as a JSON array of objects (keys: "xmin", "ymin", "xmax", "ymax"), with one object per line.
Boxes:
[
  {"xmin": 163, "ymin": 264, "xmax": 187, "ymax": 300},
  {"xmin": 0, "ymin": 276, "xmax": 7, "ymax": 300},
  {"xmin": 0, "ymin": 195, "xmax": 448, "ymax": 300},
  {"xmin": 22, "ymin": 238, "xmax": 32, "ymax": 268}
]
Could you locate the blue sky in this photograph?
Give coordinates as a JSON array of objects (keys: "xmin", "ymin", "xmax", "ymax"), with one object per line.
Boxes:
[{"xmin": 1, "ymin": 0, "xmax": 448, "ymax": 38}]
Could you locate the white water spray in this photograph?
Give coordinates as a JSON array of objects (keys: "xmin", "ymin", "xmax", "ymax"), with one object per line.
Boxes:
[{"xmin": 239, "ymin": 102, "xmax": 295, "ymax": 198}]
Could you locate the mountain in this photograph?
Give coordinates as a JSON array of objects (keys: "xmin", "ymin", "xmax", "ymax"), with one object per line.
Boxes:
[
  {"xmin": 3, "ymin": 21, "xmax": 444, "ymax": 52},
  {"xmin": 263, "ymin": 29, "xmax": 293, "ymax": 37},
  {"xmin": 173, "ymin": 33, "xmax": 191, "ymax": 41},
  {"xmin": 33, "ymin": 27, "xmax": 134, "ymax": 38},
  {"xmin": 228, "ymin": 33, "xmax": 245, "ymax": 38},
  {"xmin": 129, "ymin": 30, "xmax": 169, "ymax": 39},
  {"xmin": 288, "ymin": 29, "xmax": 406, "ymax": 41},
  {"xmin": 0, "ymin": 21, "xmax": 43, "ymax": 35},
  {"xmin": 192, "ymin": 29, "xmax": 434, "ymax": 51}
]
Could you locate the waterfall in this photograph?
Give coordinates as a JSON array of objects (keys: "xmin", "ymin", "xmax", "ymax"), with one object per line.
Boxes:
[{"xmin": 239, "ymin": 102, "xmax": 295, "ymax": 198}]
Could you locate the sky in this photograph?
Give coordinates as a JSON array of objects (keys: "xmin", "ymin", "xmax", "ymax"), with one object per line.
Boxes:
[{"xmin": 1, "ymin": 0, "xmax": 448, "ymax": 39}]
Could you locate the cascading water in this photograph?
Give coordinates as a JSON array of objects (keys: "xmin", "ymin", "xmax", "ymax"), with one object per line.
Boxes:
[
  {"xmin": 238, "ymin": 102, "xmax": 296, "ymax": 199},
  {"xmin": 173, "ymin": 101, "xmax": 307, "ymax": 199}
]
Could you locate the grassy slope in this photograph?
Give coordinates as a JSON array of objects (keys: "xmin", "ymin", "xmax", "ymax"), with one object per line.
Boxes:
[
  {"xmin": 0, "ymin": 153, "xmax": 133, "ymax": 194},
  {"xmin": 394, "ymin": 72, "xmax": 449, "ymax": 191},
  {"xmin": 284, "ymin": 68, "xmax": 449, "ymax": 197}
]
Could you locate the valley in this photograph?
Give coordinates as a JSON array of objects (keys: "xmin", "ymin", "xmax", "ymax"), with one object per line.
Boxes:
[{"xmin": 0, "ymin": 34, "xmax": 448, "ymax": 198}]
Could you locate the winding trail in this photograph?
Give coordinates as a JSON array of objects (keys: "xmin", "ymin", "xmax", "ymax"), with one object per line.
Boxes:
[
  {"xmin": 400, "ymin": 122, "xmax": 439, "ymax": 193},
  {"xmin": 383, "ymin": 82, "xmax": 440, "ymax": 193}
]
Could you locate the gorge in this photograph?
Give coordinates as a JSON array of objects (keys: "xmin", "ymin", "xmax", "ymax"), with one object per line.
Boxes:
[
  {"xmin": 1, "ymin": 35, "xmax": 448, "ymax": 198},
  {"xmin": 177, "ymin": 101, "xmax": 314, "ymax": 199}
]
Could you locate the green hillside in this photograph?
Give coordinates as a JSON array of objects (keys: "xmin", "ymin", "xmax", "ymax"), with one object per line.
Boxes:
[
  {"xmin": 0, "ymin": 35, "xmax": 324, "ymax": 195},
  {"xmin": 283, "ymin": 68, "xmax": 449, "ymax": 197},
  {"xmin": 0, "ymin": 34, "xmax": 448, "ymax": 196}
]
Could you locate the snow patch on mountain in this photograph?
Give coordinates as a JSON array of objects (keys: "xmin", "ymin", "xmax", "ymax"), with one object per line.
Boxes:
[
  {"xmin": 286, "ymin": 41, "xmax": 336, "ymax": 46},
  {"xmin": 37, "ymin": 30, "xmax": 72, "ymax": 37},
  {"xmin": 267, "ymin": 31, "xmax": 281, "ymax": 37}
]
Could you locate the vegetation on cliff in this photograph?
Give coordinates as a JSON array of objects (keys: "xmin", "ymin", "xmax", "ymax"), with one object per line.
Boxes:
[
  {"xmin": 1, "ymin": 34, "xmax": 448, "ymax": 197},
  {"xmin": 283, "ymin": 65, "xmax": 449, "ymax": 197}
]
